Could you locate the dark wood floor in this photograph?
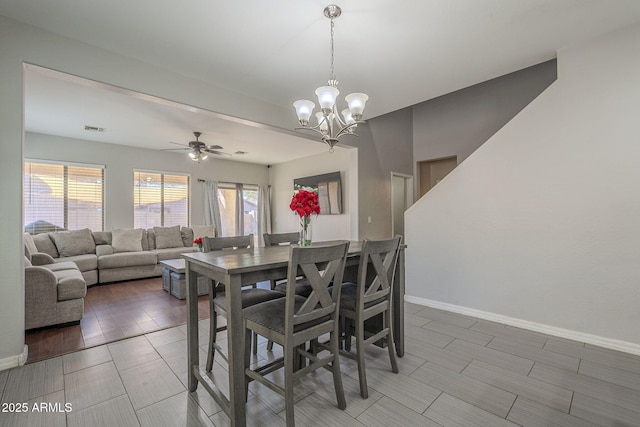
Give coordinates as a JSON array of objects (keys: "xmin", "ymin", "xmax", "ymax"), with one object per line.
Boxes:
[{"xmin": 25, "ymin": 277, "xmax": 211, "ymax": 363}]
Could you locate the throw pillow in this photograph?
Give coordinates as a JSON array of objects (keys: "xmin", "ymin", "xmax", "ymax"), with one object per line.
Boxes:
[
  {"xmin": 111, "ymin": 228, "xmax": 144, "ymax": 253},
  {"xmin": 92, "ymin": 231, "xmax": 112, "ymax": 246},
  {"xmin": 191, "ymin": 225, "xmax": 215, "ymax": 239},
  {"xmin": 153, "ymin": 225, "xmax": 183, "ymax": 249},
  {"xmin": 51, "ymin": 228, "xmax": 96, "ymax": 257},
  {"xmin": 181, "ymin": 227, "xmax": 194, "ymax": 247},
  {"xmin": 32, "ymin": 233, "xmax": 60, "ymax": 258},
  {"xmin": 24, "ymin": 233, "xmax": 38, "ymax": 258}
]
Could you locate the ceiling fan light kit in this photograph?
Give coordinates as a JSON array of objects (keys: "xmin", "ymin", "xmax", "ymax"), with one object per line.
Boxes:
[
  {"xmin": 164, "ymin": 131, "xmax": 231, "ymax": 162},
  {"xmin": 293, "ymin": 4, "xmax": 368, "ymax": 152}
]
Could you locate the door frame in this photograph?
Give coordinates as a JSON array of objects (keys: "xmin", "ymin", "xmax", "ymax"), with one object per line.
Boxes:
[{"xmin": 390, "ymin": 172, "xmax": 414, "ymax": 237}]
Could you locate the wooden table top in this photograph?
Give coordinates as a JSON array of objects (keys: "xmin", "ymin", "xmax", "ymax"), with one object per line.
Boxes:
[{"xmin": 181, "ymin": 240, "xmax": 362, "ymax": 275}]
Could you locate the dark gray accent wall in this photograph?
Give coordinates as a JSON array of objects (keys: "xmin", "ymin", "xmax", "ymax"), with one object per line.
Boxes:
[
  {"xmin": 349, "ymin": 107, "xmax": 414, "ymax": 239},
  {"xmin": 413, "ymin": 59, "xmax": 558, "ymax": 166},
  {"xmin": 352, "ymin": 59, "xmax": 557, "ymax": 240}
]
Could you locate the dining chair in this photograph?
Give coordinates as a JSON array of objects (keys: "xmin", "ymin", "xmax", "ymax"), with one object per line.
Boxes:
[
  {"xmin": 263, "ymin": 232, "xmax": 314, "ymax": 297},
  {"xmin": 202, "ymin": 234, "xmax": 284, "ymax": 372},
  {"xmin": 333, "ymin": 235, "xmax": 402, "ymax": 399},
  {"xmin": 243, "ymin": 241, "xmax": 350, "ymax": 427},
  {"xmin": 263, "ymin": 231, "xmax": 303, "ymax": 352}
]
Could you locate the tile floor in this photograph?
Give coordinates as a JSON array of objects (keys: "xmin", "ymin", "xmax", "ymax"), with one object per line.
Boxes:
[{"xmin": 3, "ymin": 303, "xmax": 640, "ymax": 426}]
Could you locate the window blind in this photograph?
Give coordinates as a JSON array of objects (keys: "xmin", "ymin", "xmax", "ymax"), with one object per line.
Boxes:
[
  {"xmin": 24, "ymin": 161, "xmax": 104, "ymax": 232},
  {"xmin": 134, "ymin": 171, "xmax": 189, "ymax": 228}
]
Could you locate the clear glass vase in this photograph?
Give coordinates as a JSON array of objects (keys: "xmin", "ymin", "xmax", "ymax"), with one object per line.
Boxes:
[{"xmin": 299, "ymin": 215, "xmax": 312, "ymax": 247}]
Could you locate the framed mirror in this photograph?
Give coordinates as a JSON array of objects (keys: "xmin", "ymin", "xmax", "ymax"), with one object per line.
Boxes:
[{"xmin": 294, "ymin": 171, "xmax": 342, "ymax": 214}]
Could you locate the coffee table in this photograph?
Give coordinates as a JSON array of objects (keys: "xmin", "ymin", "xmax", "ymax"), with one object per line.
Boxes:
[{"xmin": 160, "ymin": 258, "xmax": 210, "ymax": 299}]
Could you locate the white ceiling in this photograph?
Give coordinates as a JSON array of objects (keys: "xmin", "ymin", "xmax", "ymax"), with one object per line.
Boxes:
[{"xmin": 5, "ymin": 0, "xmax": 640, "ymax": 164}]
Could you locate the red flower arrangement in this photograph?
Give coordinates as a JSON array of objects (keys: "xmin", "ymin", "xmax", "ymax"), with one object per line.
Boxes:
[
  {"xmin": 290, "ymin": 189, "xmax": 320, "ymax": 246},
  {"xmin": 289, "ymin": 189, "xmax": 320, "ymax": 217},
  {"xmin": 194, "ymin": 237, "xmax": 203, "ymax": 250}
]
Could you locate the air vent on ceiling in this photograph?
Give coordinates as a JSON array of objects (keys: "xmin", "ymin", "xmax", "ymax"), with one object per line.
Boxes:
[
  {"xmin": 84, "ymin": 125, "xmax": 106, "ymax": 133},
  {"xmin": 234, "ymin": 151, "xmax": 248, "ymax": 155}
]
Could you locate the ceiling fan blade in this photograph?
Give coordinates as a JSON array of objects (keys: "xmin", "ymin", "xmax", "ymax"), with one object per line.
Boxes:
[
  {"xmin": 160, "ymin": 147, "xmax": 190, "ymax": 151},
  {"xmin": 168, "ymin": 141, "xmax": 189, "ymax": 147},
  {"xmin": 206, "ymin": 144, "xmax": 223, "ymax": 150},
  {"xmin": 203, "ymin": 148, "xmax": 232, "ymax": 157}
]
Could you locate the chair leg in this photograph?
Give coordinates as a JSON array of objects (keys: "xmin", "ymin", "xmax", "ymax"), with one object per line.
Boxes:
[
  {"xmin": 252, "ymin": 331, "xmax": 258, "ymax": 355},
  {"xmin": 206, "ymin": 285, "xmax": 217, "ymax": 372},
  {"xmin": 355, "ymin": 318, "xmax": 368, "ymax": 399},
  {"xmin": 330, "ymin": 328, "xmax": 347, "ymax": 410},
  {"xmin": 385, "ymin": 308, "xmax": 399, "ymax": 374},
  {"xmin": 284, "ymin": 341, "xmax": 296, "ymax": 427},
  {"xmin": 244, "ymin": 326, "xmax": 252, "ymax": 402},
  {"xmin": 344, "ymin": 318, "xmax": 352, "ymax": 352}
]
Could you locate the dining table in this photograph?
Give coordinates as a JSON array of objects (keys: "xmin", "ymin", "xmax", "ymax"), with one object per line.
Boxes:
[{"xmin": 182, "ymin": 240, "xmax": 405, "ymax": 427}]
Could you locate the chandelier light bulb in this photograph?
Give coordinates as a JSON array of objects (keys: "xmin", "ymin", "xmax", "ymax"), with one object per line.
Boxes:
[
  {"xmin": 293, "ymin": 100, "xmax": 316, "ymax": 125},
  {"xmin": 200, "ymin": 152, "xmax": 208, "ymax": 160},
  {"xmin": 341, "ymin": 108, "xmax": 355, "ymax": 124},
  {"xmin": 345, "ymin": 93, "xmax": 369, "ymax": 119},
  {"xmin": 189, "ymin": 151, "xmax": 196, "ymax": 159},
  {"xmin": 315, "ymin": 86, "xmax": 340, "ymax": 112}
]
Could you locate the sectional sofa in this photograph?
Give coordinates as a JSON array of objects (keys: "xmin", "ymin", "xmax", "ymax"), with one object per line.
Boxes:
[
  {"xmin": 25, "ymin": 225, "xmax": 199, "ymax": 286},
  {"xmin": 23, "ymin": 225, "xmax": 202, "ymax": 329}
]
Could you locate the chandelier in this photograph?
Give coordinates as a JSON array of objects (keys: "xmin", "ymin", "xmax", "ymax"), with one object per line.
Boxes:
[{"xmin": 293, "ymin": 4, "xmax": 368, "ymax": 152}]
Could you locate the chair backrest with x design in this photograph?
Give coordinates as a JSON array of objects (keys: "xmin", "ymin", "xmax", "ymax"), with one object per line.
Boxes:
[
  {"xmin": 202, "ymin": 234, "xmax": 253, "ymax": 252},
  {"xmin": 283, "ymin": 241, "xmax": 349, "ymax": 337},
  {"xmin": 356, "ymin": 235, "xmax": 402, "ymax": 309}
]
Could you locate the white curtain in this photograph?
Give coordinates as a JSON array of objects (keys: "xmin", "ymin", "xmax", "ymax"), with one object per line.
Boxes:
[
  {"xmin": 257, "ymin": 185, "xmax": 271, "ymax": 247},
  {"xmin": 203, "ymin": 180, "xmax": 222, "ymax": 237}
]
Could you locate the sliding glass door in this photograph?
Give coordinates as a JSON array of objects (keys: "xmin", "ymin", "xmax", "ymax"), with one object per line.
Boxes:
[{"xmin": 217, "ymin": 183, "xmax": 258, "ymax": 241}]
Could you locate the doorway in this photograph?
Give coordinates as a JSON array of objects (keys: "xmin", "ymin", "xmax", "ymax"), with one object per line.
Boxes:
[
  {"xmin": 418, "ymin": 156, "xmax": 457, "ymax": 197},
  {"xmin": 391, "ymin": 172, "xmax": 413, "ymax": 237}
]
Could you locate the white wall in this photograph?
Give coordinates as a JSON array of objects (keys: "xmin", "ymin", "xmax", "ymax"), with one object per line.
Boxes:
[
  {"xmin": 405, "ymin": 24, "xmax": 640, "ymax": 351},
  {"xmin": 26, "ymin": 132, "xmax": 269, "ymax": 230},
  {"xmin": 0, "ymin": 16, "xmax": 295, "ymax": 367},
  {"xmin": 269, "ymin": 147, "xmax": 358, "ymax": 242}
]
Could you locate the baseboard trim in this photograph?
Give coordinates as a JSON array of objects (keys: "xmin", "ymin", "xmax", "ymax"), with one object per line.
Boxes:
[
  {"xmin": 405, "ymin": 295, "xmax": 640, "ymax": 357},
  {"xmin": 0, "ymin": 345, "xmax": 28, "ymax": 371}
]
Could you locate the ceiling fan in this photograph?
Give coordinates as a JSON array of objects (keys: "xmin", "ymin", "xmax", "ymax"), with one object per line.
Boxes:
[{"xmin": 164, "ymin": 131, "xmax": 232, "ymax": 161}]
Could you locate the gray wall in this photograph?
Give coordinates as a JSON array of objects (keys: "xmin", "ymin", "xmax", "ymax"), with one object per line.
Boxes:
[
  {"xmin": 26, "ymin": 132, "xmax": 269, "ymax": 230},
  {"xmin": 405, "ymin": 24, "xmax": 640, "ymax": 350},
  {"xmin": 351, "ymin": 108, "xmax": 414, "ymax": 239},
  {"xmin": 413, "ymin": 59, "xmax": 558, "ymax": 174},
  {"xmin": 351, "ymin": 59, "xmax": 557, "ymax": 241}
]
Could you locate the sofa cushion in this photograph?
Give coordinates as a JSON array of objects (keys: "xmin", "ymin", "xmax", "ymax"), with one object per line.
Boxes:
[
  {"xmin": 191, "ymin": 225, "xmax": 215, "ymax": 240},
  {"xmin": 154, "ymin": 225, "xmax": 183, "ymax": 249},
  {"xmin": 181, "ymin": 227, "xmax": 194, "ymax": 247},
  {"xmin": 51, "ymin": 229, "xmax": 96, "ymax": 257},
  {"xmin": 146, "ymin": 229, "xmax": 156, "ymax": 250},
  {"xmin": 141, "ymin": 229, "xmax": 149, "ymax": 251},
  {"xmin": 24, "ymin": 256, "xmax": 32, "ymax": 267},
  {"xmin": 32, "ymin": 233, "xmax": 59, "ymax": 258},
  {"xmin": 55, "ymin": 270, "xmax": 87, "ymax": 301},
  {"xmin": 24, "ymin": 233, "xmax": 38, "ymax": 259},
  {"xmin": 55, "ymin": 254, "xmax": 97, "ymax": 273},
  {"xmin": 153, "ymin": 246, "xmax": 199, "ymax": 262},
  {"xmin": 98, "ymin": 251, "xmax": 157, "ymax": 269},
  {"xmin": 92, "ymin": 231, "xmax": 112, "ymax": 245},
  {"xmin": 112, "ymin": 228, "xmax": 144, "ymax": 253},
  {"xmin": 46, "ymin": 261, "xmax": 81, "ymax": 272}
]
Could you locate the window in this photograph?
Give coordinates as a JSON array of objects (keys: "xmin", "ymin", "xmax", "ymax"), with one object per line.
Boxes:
[
  {"xmin": 134, "ymin": 171, "xmax": 189, "ymax": 228},
  {"xmin": 217, "ymin": 183, "xmax": 258, "ymax": 238},
  {"xmin": 24, "ymin": 161, "xmax": 105, "ymax": 232}
]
